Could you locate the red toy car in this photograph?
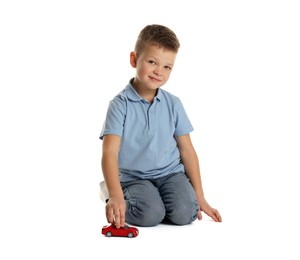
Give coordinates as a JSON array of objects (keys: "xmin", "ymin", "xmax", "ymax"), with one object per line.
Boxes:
[{"xmin": 102, "ymin": 224, "xmax": 139, "ymax": 238}]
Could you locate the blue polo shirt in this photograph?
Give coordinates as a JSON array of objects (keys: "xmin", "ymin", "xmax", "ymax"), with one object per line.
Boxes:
[{"xmin": 100, "ymin": 79, "xmax": 194, "ymax": 182}]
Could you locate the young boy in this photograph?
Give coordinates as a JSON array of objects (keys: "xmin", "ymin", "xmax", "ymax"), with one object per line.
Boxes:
[{"xmin": 100, "ymin": 24, "xmax": 222, "ymax": 228}]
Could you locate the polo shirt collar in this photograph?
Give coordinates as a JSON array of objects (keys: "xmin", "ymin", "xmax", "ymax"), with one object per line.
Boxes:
[
  {"xmin": 126, "ymin": 79, "xmax": 163, "ymax": 102},
  {"xmin": 126, "ymin": 82, "xmax": 142, "ymax": 102},
  {"xmin": 156, "ymin": 88, "xmax": 162, "ymax": 101}
]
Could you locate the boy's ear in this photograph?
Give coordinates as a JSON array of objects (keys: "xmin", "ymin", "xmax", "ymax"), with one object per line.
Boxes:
[{"xmin": 130, "ymin": 51, "xmax": 137, "ymax": 68}]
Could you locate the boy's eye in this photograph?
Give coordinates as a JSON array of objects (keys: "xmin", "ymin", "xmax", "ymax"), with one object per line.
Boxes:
[
  {"xmin": 148, "ymin": 60, "xmax": 156, "ymax": 65},
  {"xmin": 164, "ymin": 66, "xmax": 172, "ymax": 71}
]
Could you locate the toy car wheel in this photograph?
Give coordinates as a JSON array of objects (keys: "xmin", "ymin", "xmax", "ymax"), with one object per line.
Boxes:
[
  {"xmin": 128, "ymin": 232, "xmax": 133, "ymax": 238},
  {"xmin": 106, "ymin": 232, "xmax": 112, "ymax": 237}
]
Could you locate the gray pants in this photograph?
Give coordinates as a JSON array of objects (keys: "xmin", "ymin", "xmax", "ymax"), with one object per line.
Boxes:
[{"xmin": 121, "ymin": 172, "xmax": 199, "ymax": 227}]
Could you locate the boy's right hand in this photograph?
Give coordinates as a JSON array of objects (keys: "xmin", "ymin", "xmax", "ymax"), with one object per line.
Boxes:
[{"xmin": 105, "ymin": 196, "xmax": 126, "ymax": 228}]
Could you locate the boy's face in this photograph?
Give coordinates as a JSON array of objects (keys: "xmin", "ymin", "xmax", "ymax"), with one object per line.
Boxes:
[{"xmin": 130, "ymin": 44, "xmax": 177, "ymax": 92}]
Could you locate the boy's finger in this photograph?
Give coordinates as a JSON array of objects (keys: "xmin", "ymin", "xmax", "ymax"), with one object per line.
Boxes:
[
  {"xmin": 212, "ymin": 210, "xmax": 222, "ymax": 222},
  {"xmin": 114, "ymin": 209, "xmax": 121, "ymax": 228},
  {"xmin": 216, "ymin": 211, "xmax": 222, "ymax": 222},
  {"xmin": 120, "ymin": 210, "xmax": 126, "ymax": 227},
  {"xmin": 198, "ymin": 211, "xmax": 202, "ymax": 220},
  {"xmin": 106, "ymin": 206, "xmax": 114, "ymax": 224},
  {"xmin": 211, "ymin": 214, "xmax": 219, "ymax": 222}
]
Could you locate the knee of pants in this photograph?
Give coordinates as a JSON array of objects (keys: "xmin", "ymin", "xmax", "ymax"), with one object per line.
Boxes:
[
  {"xmin": 166, "ymin": 200, "xmax": 199, "ymax": 225},
  {"xmin": 126, "ymin": 199, "xmax": 166, "ymax": 227}
]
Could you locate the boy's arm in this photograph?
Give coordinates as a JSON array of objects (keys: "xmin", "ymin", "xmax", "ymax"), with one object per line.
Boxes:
[
  {"xmin": 175, "ymin": 134, "xmax": 222, "ymax": 222},
  {"xmin": 101, "ymin": 134, "xmax": 126, "ymax": 228}
]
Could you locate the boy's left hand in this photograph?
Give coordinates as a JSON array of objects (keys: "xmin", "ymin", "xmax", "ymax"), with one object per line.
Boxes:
[{"xmin": 197, "ymin": 197, "xmax": 222, "ymax": 222}]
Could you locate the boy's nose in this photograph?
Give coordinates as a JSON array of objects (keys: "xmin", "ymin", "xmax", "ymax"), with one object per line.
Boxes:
[{"xmin": 154, "ymin": 67, "xmax": 163, "ymax": 76}]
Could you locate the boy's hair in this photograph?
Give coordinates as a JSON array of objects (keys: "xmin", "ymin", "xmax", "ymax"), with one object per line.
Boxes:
[{"xmin": 134, "ymin": 24, "xmax": 180, "ymax": 54}]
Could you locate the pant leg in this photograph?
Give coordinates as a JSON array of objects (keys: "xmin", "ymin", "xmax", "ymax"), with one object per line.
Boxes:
[
  {"xmin": 157, "ymin": 172, "xmax": 199, "ymax": 225},
  {"xmin": 121, "ymin": 179, "xmax": 166, "ymax": 227}
]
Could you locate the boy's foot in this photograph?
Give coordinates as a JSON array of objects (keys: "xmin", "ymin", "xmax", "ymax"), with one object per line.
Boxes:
[{"xmin": 99, "ymin": 181, "xmax": 109, "ymax": 203}]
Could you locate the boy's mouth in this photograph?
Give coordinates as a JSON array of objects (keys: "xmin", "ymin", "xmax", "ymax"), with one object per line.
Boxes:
[{"xmin": 149, "ymin": 76, "xmax": 161, "ymax": 82}]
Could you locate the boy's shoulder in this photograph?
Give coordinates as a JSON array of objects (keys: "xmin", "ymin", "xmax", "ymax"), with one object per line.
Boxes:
[
  {"xmin": 111, "ymin": 82, "xmax": 138, "ymax": 101},
  {"xmin": 159, "ymin": 88, "xmax": 182, "ymax": 104},
  {"xmin": 109, "ymin": 85, "xmax": 130, "ymax": 104}
]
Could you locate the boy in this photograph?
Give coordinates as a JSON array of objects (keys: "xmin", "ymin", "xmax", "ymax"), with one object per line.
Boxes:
[{"xmin": 100, "ymin": 24, "xmax": 222, "ymax": 228}]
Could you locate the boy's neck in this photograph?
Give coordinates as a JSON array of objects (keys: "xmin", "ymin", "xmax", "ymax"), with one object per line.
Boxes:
[{"xmin": 132, "ymin": 80, "xmax": 158, "ymax": 103}]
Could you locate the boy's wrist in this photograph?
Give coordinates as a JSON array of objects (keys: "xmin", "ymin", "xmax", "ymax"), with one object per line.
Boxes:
[
  {"xmin": 196, "ymin": 192, "xmax": 205, "ymax": 201},
  {"xmin": 108, "ymin": 188, "xmax": 124, "ymax": 199}
]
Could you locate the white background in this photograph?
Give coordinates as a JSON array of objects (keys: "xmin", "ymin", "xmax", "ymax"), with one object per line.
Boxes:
[{"xmin": 1, "ymin": 0, "xmax": 300, "ymax": 259}]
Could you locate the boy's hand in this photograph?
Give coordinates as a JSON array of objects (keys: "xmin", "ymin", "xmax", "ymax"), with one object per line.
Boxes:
[
  {"xmin": 197, "ymin": 197, "xmax": 222, "ymax": 222},
  {"xmin": 105, "ymin": 196, "xmax": 126, "ymax": 228}
]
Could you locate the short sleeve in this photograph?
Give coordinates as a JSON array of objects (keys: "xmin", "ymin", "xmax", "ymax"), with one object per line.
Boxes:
[
  {"xmin": 174, "ymin": 98, "xmax": 194, "ymax": 136},
  {"xmin": 99, "ymin": 96, "xmax": 127, "ymax": 140}
]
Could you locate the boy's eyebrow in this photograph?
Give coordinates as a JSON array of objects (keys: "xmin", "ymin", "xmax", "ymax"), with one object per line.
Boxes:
[{"xmin": 147, "ymin": 56, "xmax": 174, "ymax": 66}]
